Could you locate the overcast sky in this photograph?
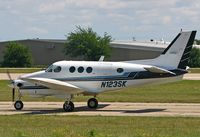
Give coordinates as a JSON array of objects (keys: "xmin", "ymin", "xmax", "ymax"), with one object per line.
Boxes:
[{"xmin": 0, "ymin": 0, "xmax": 199, "ymax": 42}]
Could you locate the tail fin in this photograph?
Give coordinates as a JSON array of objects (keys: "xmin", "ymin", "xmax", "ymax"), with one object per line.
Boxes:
[
  {"xmin": 158, "ymin": 30, "xmax": 196, "ymax": 69},
  {"xmin": 125, "ymin": 31, "xmax": 197, "ymax": 70},
  {"xmin": 177, "ymin": 31, "xmax": 196, "ymax": 69}
]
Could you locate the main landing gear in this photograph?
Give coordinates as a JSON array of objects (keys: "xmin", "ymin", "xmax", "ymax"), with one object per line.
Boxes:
[
  {"xmin": 63, "ymin": 97, "xmax": 99, "ymax": 112},
  {"xmin": 63, "ymin": 101, "xmax": 74, "ymax": 112},
  {"xmin": 87, "ymin": 98, "xmax": 98, "ymax": 109},
  {"xmin": 63, "ymin": 95, "xmax": 75, "ymax": 112}
]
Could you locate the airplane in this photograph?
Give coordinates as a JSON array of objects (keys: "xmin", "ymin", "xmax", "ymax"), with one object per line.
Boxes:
[{"xmin": 9, "ymin": 30, "xmax": 196, "ymax": 112}]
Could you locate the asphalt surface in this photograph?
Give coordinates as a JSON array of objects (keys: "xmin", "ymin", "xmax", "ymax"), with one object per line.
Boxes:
[
  {"xmin": 1, "ymin": 73, "xmax": 200, "ymax": 80},
  {"xmin": 0, "ymin": 102, "xmax": 200, "ymax": 117}
]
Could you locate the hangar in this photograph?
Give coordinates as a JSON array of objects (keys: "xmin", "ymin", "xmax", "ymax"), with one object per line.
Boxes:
[{"xmin": 0, "ymin": 39, "xmax": 168, "ymax": 65}]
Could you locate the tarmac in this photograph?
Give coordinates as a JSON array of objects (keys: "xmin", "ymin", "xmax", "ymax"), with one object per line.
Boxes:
[
  {"xmin": 0, "ymin": 102, "xmax": 200, "ymax": 117},
  {"xmin": 1, "ymin": 73, "xmax": 200, "ymax": 80}
]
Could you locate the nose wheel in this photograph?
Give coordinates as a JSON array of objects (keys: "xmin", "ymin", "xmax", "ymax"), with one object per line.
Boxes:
[
  {"xmin": 87, "ymin": 98, "xmax": 98, "ymax": 109},
  {"xmin": 14, "ymin": 100, "xmax": 24, "ymax": 110},
  {"xmin": 13, "ymin": 89, "xmax": 23, "ymax": 111}
]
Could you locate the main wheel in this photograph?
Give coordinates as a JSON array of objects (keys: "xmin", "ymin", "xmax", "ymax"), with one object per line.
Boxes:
[
  {"xmin": 87, "ymin": 98, "xmax": 98, "ymax": 109},
  {"xmin": 63, "ymin": 101, "xmax": 74, "ymax": 112},
  {"xmin": 14, "ymin": 100, "xmax": 24, "ymax": 110}
]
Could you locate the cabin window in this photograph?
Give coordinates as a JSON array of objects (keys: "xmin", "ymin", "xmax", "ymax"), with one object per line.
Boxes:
[
  {"xmin": 117, "ymin": 68, "xmax": 124, "ymax": 73},
  {"xmin": 86, "ymin": 67, "xmax": 93, "ymax": 73},
  {"xmin": 69, "ymin": 66, "xmax": 76, "ymax": 73},
  {"xmin": 78, "ymin": 66, "xmax": 84, "ymax": 73},
  {"xmin": 54, "ymin": 66, "xmax": 61, "ymax": 72}
]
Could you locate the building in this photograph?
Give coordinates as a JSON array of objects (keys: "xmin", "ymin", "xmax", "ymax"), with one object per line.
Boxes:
[{"xmin": 0, "ymin": 39, "xmax": 170, "ymax": 66}]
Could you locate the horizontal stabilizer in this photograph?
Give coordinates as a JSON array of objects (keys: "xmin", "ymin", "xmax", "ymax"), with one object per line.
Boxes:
[{"xmin": 144, "ymin": 66, "xmax": 176, "ymax": 75}]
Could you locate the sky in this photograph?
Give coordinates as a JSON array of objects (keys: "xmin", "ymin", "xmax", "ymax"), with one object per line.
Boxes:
[{"xmin": 0, "ymin": 0, "xmax": 200, "ymax": 42}]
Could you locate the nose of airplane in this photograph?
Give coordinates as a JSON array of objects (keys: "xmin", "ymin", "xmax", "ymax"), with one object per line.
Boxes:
[
  {"xmin": 8, "ymin": 79, "xmax": 25, "ymax": 102},
  {"xmin": 20, "ymin": 70, "xmax": 45, "ymax": 79},
  {"xmin": 8, "ymin": 79, "xmax": 24, "ymax": 89}
]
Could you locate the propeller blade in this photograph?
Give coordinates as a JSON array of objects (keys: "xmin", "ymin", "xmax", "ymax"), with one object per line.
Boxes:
[
  {"xmin": 7, "ymin": 69, "xmax": 15, "ymax": 88},
  {"xmin": 6, "ymin": 69, "xmax": 12, "ymax": 81},
  {"xmin": 12, "ymin": 88, "xmax": 15, "ymax": 102},
  {"xmin": 7, "ymin": 69, "xmax": 15, "ymax": 102}
]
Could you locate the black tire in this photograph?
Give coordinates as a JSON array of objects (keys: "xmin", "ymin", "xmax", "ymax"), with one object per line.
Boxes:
[
  {"xmin": 63, "ymin": 101, "xmax": 74, "ymax": 112},
  {"xmin": 87, "ymin": 98, "xmax": 98, "ymax": 109},
  {"xmin": 14, "ymin": 100, "xmax": 24, "ymax": 110}
]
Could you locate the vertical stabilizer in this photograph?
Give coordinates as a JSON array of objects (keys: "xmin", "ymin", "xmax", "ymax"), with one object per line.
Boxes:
[{"xmin": 126, "ymin": 31, "xmax": 197, "ymax": 70}]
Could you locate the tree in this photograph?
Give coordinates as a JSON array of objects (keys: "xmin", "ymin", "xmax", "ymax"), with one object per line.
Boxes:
[
  {"xmin": 64, "ymin": 26, "xmax": 112, "ymax": 61},
  {"xmin": 2, "ymin": 42, "xmax": 32, "ymax": 67},
  {"xmin": 195, "ymin": 39, "xmax": 200, "ymax": 45},
  {"xmin": 188, "ymin": 47, "xmax": 200, "ymax": 68}
]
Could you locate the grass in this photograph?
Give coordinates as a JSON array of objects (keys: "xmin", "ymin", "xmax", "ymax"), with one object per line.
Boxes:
[
  {"xmin": 188, "ymin": 68, "xmax": 200, "ymax": 73},
  {"xmin": 0, "ymin": 115, "xmax": 199, "ymax": 137},
  {"xmin": 1, "ymin": 80, "xmax": 200, "ymax": 103},
  {"xmin": 0, "ymin": 68, "xmax": 43, "ymax": 73},
  {"xmin": 1, "ymin": 80, "xmax": 200, "ymax": 137}
]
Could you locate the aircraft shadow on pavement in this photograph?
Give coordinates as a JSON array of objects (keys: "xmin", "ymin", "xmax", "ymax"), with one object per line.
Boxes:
[
  {"xmin": 18, "ymin": 104, "xmax": 166, "ymax": 115},
  {"xmin": 123, "ymin": 109, "xmax": 166, "ymax": 113},
  {"xmin": 21, "ymin": 104, "xmax": 110, "ymax": 115}
]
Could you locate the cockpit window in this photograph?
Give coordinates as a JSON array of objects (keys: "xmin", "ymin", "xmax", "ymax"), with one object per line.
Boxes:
[
  {"xmin": 54, "ymin": 66, "xmax": 61, "ymax": 72},
  {"xmin": 45, "ymin": 65, "xmax": 53, "ymax": 72}
]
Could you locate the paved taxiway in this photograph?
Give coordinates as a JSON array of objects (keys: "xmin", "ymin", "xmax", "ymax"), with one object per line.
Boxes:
[
  {"xmin": 0, "ymin": 102, "xmax": 200, "ymax": 117},
  {"xmin": 1, "ymin": 73, "xmax": 200, "ymax": 80}
]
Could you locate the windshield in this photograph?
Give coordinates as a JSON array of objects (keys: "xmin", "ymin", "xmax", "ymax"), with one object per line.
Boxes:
[
  {"xmin": 45, "ymin": 64, "xmax": 62, "ymax": 73},
  {"xmin": 45, "ymin": 64, "xmax": 53, "ymax": 72}
]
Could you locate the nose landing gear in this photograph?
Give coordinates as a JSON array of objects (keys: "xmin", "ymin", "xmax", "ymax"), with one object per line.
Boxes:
[
  {"xmin": 13, "ymin": 90, "xmax": 24, "ymax": 111},
  {"xmin": 14, "ymin": 100, "xmax": 24, "ymax": 110}
]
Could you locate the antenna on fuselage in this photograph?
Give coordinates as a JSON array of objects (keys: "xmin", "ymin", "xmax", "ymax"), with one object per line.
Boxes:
[{"xmin": 98, "ymin": 56, "xmax": 104, "ymax": 62}]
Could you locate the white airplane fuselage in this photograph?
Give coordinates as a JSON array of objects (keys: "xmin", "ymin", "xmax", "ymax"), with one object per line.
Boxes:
[{"xmin": 16, "ymin": 61, "xmax": 184, "ymax": 98}]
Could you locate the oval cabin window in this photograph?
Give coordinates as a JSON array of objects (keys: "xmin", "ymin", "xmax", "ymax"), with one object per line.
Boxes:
[
  {"xmin": 117, "ymin": 68, "xmax": 124, "ymax": 73},
  {"xmin": 78, "ymin": 66, "xmax": 84, "ymax": 73},
  {"xmin": 69, "ymin": 66, "xmax": 76, "ymax": 73},
  {"xmin": 86, "ymin": 67, "xmax": 93, "ymax": 73}
]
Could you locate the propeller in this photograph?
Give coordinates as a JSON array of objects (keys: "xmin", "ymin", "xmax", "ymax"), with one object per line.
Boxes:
[{"xmin": 7, "ymin": 70, "xmax": 15, "ymax": 102}]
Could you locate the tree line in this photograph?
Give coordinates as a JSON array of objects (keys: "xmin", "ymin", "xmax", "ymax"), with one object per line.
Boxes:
[{"xmin": 1, "ymin": 27, "xmax": 200, "ymax": 68}]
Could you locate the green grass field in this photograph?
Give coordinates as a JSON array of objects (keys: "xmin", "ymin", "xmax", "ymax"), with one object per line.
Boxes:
[
  {"xmin": 1, "ymin": 80, "xmax": 200, "ymax": 103},
  {"xmin": 0, "ymin": 115, "xmax": 199, "ymax": 137},
  {"xmin": 0, "ymin": 68, "xmax": 43, "ymax": 73},
  {"xmin": 188, "ymin": 68, "xmax": 200, "ymax": 73},
  {"xmin": 1, "ymin": 80, "xmax": 200, "ymax": 137}
]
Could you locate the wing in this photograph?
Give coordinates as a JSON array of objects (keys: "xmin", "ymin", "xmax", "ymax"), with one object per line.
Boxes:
[
  {"xmin": 144, "ymin": 66, "xmax": 176, "ymax": 75},
  {"xmin": 21, "ymin": 77, "xmax": 83, "ymax": 94}
]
